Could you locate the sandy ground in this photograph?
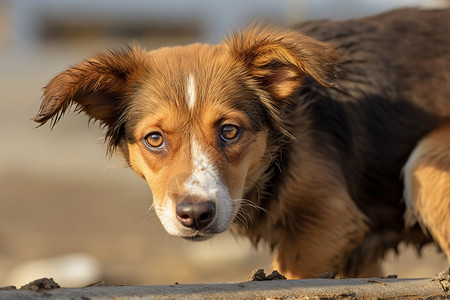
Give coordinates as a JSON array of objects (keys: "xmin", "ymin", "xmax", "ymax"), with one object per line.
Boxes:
[{"xmin": 0, "ymin": 33, "xmax": 447, "ymax": 288}]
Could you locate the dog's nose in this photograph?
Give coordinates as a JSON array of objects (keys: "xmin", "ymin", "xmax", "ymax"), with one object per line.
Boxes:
[{"xmin": 176, "ymin": 201, "xmax": 216, "ymax": 230}]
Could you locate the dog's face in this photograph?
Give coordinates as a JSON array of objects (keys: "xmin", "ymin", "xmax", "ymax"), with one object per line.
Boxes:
[
  {"xmin": 35, "ymin": 26, "xmax": 337, "ymax": 240},
  {"xmin": 124, "ymin": 45, "xmax": 272, "ymax": 239}
]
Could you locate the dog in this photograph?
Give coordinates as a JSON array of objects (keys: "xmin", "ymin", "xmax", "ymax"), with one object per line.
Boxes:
[{"xmin": 35, "ymin": 8, "xmax": 450, "ymax": 278}]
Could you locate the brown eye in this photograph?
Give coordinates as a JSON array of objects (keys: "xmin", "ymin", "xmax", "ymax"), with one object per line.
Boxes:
[
  {"xmin": 220, "ymin": 124, "xmax": 241, "ymax": 142},
  {"xmin": 144, "ymin": 132, "xmax": 164, "ymax": 149}
]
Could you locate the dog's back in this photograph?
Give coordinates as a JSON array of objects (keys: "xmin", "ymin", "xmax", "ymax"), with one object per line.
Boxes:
[{"xmin": 301, "ymin": 8, "xmax": 450, "ymax": 110}]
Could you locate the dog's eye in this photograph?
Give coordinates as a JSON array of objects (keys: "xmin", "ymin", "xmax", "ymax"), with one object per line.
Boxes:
[
  {"xmin": 220, "ymin": 124, "xmax": 241, "ymax": 142},
  {"xmin": 144, "ymin": 132, "xmax": 164, "ymax": 149}
]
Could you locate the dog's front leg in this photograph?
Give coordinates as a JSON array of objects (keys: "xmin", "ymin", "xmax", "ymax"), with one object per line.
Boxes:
[{"xmin": 270, "ymin": 190, "xmax": 369, "ymax": 279}]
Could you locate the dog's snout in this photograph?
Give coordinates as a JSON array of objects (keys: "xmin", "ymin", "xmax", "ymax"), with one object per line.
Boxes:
[{"xmin": 176, "ymin": 201, "xmax": 216, "ymax": 230}]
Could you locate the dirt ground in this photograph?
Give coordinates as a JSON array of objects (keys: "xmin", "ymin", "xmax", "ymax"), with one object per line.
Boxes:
[
  {"xmin": 2, "ymin": 277, "xmax": 449, "ymax": 299},
  {"xmin": 0, "ymin": 30, "xmax": 448, "ymax": 288}
]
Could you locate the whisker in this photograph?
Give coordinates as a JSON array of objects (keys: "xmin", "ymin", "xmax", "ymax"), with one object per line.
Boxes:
[
  {"xmin": 240, "ymin": 212, "xmax": 251, "ymax": 228},
  {"xmin": 234, "ymin": 211, "xmax": 249, "ymax": 229},
  {"xmin": 233, "ymin": 198, "xmax": 274, "ymax": 219},
  {"xmin": 137, "ymin": 202, "xmax": 156, "ymax": 224}
]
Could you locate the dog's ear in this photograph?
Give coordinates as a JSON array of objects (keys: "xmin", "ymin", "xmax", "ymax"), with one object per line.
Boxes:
[
  {"xmin": 224, "ymin": 25, "xmax": 338, "ymax": 102},
  {"xmin": 34, "ymin": 46, "xmax": 147, "ymax": 127}
]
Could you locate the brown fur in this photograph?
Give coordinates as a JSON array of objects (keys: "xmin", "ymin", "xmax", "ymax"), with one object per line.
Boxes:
[
  {"xmin": 404, "ymin": 123, "xmax": 450, "ymax": 263},
  {"xmin": 35, "ymin": 8, "xmax": 450, "ymax": 278}
]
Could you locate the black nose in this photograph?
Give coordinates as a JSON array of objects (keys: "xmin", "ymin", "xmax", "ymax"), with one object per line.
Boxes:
[{"xmin": 176, "ymin": 201, "xmax": 216, "ymax": 230}]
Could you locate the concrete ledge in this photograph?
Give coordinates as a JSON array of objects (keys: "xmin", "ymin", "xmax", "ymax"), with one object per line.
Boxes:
[{"xmin": 0, "ymin": 277, "xmax": 449, "ymax": 299}]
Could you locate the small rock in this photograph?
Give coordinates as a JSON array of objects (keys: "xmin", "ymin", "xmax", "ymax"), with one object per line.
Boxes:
[
  {"xmin": 250, "ymin": 269, "xmax": 267, "ymax": 281},
  {"xmin": 250, "ymin": 269, "xmax": 286, "ymax": 281},
  {"xmin": 432, "ymin": 267, "xmax": 450, "ymax": 292},
  {"xmin": 20, "ymin": 278, "xmax": 60, "ymax": 292},
  {"xmin": 382, "ymin": 274, "xmax": 398, "ymax": 279},
  {"xmin": 266, "ymin": 270, "xmax": 287, "ymax": 280}
]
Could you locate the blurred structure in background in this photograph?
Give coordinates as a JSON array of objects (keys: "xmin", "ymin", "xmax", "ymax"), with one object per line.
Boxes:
[
  {"xmin": 4, "ymin": 0, "xmax": 450, "ymax": 52},
  {"xmin": 0, "ymin": 0, "xmax": 448, "ymax": 288}
]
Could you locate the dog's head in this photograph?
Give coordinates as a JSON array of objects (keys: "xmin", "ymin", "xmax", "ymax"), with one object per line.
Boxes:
[{"xmin": 35, "ymin": 26, "xmax": 337, "ymax": 240}]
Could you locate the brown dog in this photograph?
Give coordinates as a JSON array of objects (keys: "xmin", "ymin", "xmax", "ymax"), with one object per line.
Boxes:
[{"xmin": 35, "ymin": 8, "xmax": 450, "ymax": 278}]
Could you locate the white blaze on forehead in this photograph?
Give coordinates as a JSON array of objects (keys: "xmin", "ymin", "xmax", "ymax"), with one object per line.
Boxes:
[{"xmin": 186, "ymin": 74, "xmax": 196, "ymax": 110}]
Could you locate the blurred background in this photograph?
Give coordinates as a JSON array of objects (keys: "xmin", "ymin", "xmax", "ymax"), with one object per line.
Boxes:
[{"xmin": 0, "ymin": 0, "xmax": 449, "ymax": 288}]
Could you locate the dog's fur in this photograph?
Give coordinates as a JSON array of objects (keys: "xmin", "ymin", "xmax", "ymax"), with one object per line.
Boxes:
[{"xmin": 35, "ymin": 8, "xmax": 450, "ymax": 278}]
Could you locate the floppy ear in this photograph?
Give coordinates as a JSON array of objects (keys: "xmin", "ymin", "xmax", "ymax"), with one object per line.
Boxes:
[
  {"xmin": 34, "ymin": 46, "xmax": 147, "ymax": 127},
  {"xmin": 224, "ymin": 25, "xmax": 338, "ymax": 102}
]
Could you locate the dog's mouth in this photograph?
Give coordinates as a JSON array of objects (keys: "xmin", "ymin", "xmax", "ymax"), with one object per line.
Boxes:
[
  {"xmin": 176, "ymin": 217, "xmax": 231, "ymax": 241},
  {"xmin": 182, "ymin": 234, "xmax": 214, "ymax": 241}
]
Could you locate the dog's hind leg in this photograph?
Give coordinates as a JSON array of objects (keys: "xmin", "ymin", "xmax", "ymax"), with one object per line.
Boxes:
[{"xmin": 403, "ymin": 123, "xmax": 450, "ymax": 262}]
